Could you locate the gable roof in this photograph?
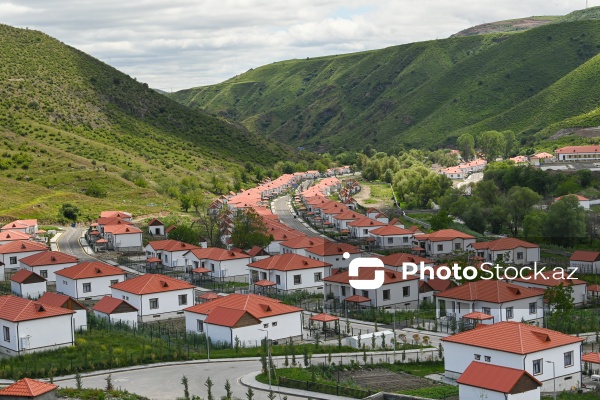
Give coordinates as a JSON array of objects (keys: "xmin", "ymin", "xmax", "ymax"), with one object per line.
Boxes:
[
  {"xmin": 100, "ymin": 210, "xmax": 132, "ymax": 219},
  {"xmin": 381, "ymin": 252, "xmax": 434, "ymax": 267},
  {"xmin": 185, "ymin": 247, "xmax": 251, "ymax": 261},
  {"xmin": 416, "ymin": 229, "xmax": 475, "ymax": 242},
  {"xmin": 111, "ymin": 274, "xmax": 194, "ymax": 294},
  {"xmin": 441, "ymin": 321, "xmax": 583, "ymax": 354},
  {"xmin": 570, "ymin": 250, "xmax": 600, "ymax": 262},
  {"xmin": 38, "ymin": 292, "xmax": 86, "ymax": 310},
  {"xmin": 347, "ymin": 217, "xmax": 386, "ymax": 228},
  {"xmin": 457, "ymin": 361, "xmax": 541, "ymax": 393},
  {"xmin": 369, "ymin": 225, "xmax": 414, "ymax": 236},
  {"xmin": 103, "ymin": 224, "xmax": 142, "ymax": 235},
  {"xmin": 1, "ymin": 219, "xmax": 37, "ymax": 231},
  {"xmin": 147, "ymin": 239, "xmax": 200, "ymax": 252},
  {"xmin": 470, "ymin": 237, "xmax": 539, "ymax": 251},
  {"xmin": 0, "ymin": 295, "xmax": 74, "ymax": 322},
  {"xmin": 204, "ymin": 306, "xmax": 261, "ymax": 328},
  {"xmin": 247, "ymin": 246, "xmax": 269, "ymax": 257},
  {"xmin": 436, "ymin": 280, "xmax": 543, "ymax": 303},
  {"xmin": 0, "ymin": 240, "xmax": 48, "ymax": 254},
  {"xmin": 148, "ymin": 218, "xmax": 164, "ymax": 226},
  {"xmin": 96, "ymin": 217, "xmax": 133, "ymax": 226},
  {"xmin": 0, "ymin": 230, "xmax": 31, "ymax": 242},
  {"xmin": 280, "ymin": 236, "xmax": 327, "ymax": 249},
  {"xmin": 19, "ymin": 251, "xmax": 79, "ymax": 267},
  {"xmin": 55, "ymin": 262, "xmax": 126, "ymax": 280},
  {"xmin": 0, "ymin": 378, "xmax": 57, "ymax": 397},
  {"xmin": 323, "ymin": 266, "xmax": 418, "ymax": 285},
  {"xmin": 10, "ymin": 269, "xmax": 45, "ymax": 284},
  {"xmin": 185, "ymin": 293, "xmax": 301, "ymax": 319},
  {"xmin": 306, "ymin": 241, "xmax": 360, "ymax": 257},
  {"xmin": 555, "ymin": 145, "xmax": 600, "ymax": 154},
  {"xmin": 248, "ymin": 253, "xmax": 331, "ymax": 271},
  {"xmin": 93, "ymin": 296, "xmax": 138, "ymax": 314}
]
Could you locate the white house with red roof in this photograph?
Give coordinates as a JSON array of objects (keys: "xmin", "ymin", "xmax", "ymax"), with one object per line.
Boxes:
[
  {"xmin": 38, "ymin": 292, "xmax": 87, "ymax": 331},
  {"xmin": 380, "ymin": 253, "xmax": 435, "ymax": 272},
  {"xmin": 110, "ymin": 274, "xmax": 195, "ymax": 322},
  {"xmin": 145, "ymin": 240, "xmax": 201, "ymax": 269},
  {"xmin": 529, "ymin": 152, "xmax": 554, "ymax": 166},
  {"xmin": 93, "ymin": 296, "xmax": 138, "ymax": 326},
  {"xmin": 10, "ymin": 270, "xmax": 46, "ymax": 300},
  {"xmin": 509, "ymin": 155, "xmax": 529, "ymax": 165},
  {"xmin": 55, "ymin": 262, "xmax": 127, "ymax": 300},
  {"xmin": 0, "ymin": 377, "xmax": 58, "ymax": 399},
  {"xmin": 248, "ymin": 254, "xmax": 332, "ymax": 293},
  {"xmin": 0, "ymin": 230, "xmax": 31, "ymax": 245},
  {"xmin": 148, "ymin": 218, "xmax": 165, "ymax": 236},
  {"xmin": 324, "ymin": 267, "xmax": 420, "ymax": 309},
  {"xmin": 414, "ymin": 229, "xmax": 476, "ymax": 257},
  {"xmin": 555, "ymin": 194, "xmax": 590, "ymax": 210},
  {"xmin": 184, "ymin": 294, "xmax": 303, "ymax": 346},
  {"xmin": 511, "ymin": 270, "xmax": 588, "ymax": 306},
  {"xmin": 348, "ymin": 217, "xmax": 386, "ymax": 238},
  {"xmin": 441, "ymin": 321, "xmax": 583, "ymax": 392},
  {"xmin": 369, "ymin": 225, "xmax": 414, "ymax": 250},
  {"xmin": 0, "ymin": 241, "xmax": 48, "ymax": 279},
  {"xmin": 457, "ymin": 361, "xmax": 542, "ymax": 400},
  {"xmin": 103, "ymin": 224, "xmax": 143, "ymax": 251},
  {"xmin": 96, "ymin": 217, "xmax": 132, "ymax": 235},
  {"xmin": 555, "ymin": 145, "xmax": 600, "ymax": 161},
  {"xmin": 100, "ymin": 210, "xmax": 132, "ymax": 221},
  {"xmin": 19, "ymin": 251, "xmax": 79, "ymax": 282},
  {"xmin": 305, "ymin": 241, "xmax": 361, "ymax": 270},
  {"xmin": 0, "ymin": 219, "xmax": 38, "ymax": 235},
  {"xmin": 467, "ymin": 238, "xmax": 540, "ymax": 265},
  {"xmin": 331, "ymin": 210, "xmax": 362, "ymax": 231},
  {"xmin": 183, "ymin": 247, "xmax": 252, "ymax": 279},
  {"xmin": 0, "ymin": 295, "xmax": 75, "ymax": 356},
  {"xmin": 279, "ymin": 236, "xmax": 327, "ymax": 257},
  {"xmin": 435, "ymin": 280, "xmax": 545, "ymax": 324},
  {"xmin": 570, "ymin": 250, "xmax": 600, "ymax": 274}
]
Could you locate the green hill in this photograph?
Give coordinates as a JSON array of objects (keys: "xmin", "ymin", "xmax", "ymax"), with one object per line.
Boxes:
[
  {"xmin": 0, "ymin": 24, "xmax": 302, "ymax": 222},
  {"xmin": 171, "ymin": 11, "xmax": 600, "ymax": 153}
]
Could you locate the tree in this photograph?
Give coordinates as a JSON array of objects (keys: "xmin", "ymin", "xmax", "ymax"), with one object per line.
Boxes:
[
  {"xmin": 85, "ymin": 181, "xmax": 107, "ymax": 198},
  {"xmin": 182, "ymin": 375, "xmax": 190, "ymax": 400},
  {"xmin": 179, "ymin": 194, "xmax": 192, "ymax": 212},
  {"xmin": 59, "ymin": 203, "xmax": 80, "ymax": 222},
  {"xmin": 267, "ymin": 391, "xmax": 276, "ymax": 400},
  {"xmin": 75, "ymin": 372, "xmax": 82, "ymax": 390},
  {"xmin": 457, "ymin": 133, "xmax": 475, "ymax": 161},
  {"xmin": 502, "ymin": 130, "xmax": 517, "ymax": 158},
  {"xmin": 545, "ymin": 283, "xmax": 574, "ymax": 328},
  {"xmin": 523, "ymin": 210, "xmax": 546, "ymax": 240},
  {"xmin": 168, "ymin": 223, "xmax": 201, "ymax": 245},
  {"xmin": 205, "ymin": 377, "xmax": 214, "ymax": 400},
  {"xmin": 430, "ymin": 210, "xmax": 453, "ymax": 230},
  {"xmin": 544, "ymin": 195, "xmax": 586, "ymax": 247},
  {"xmin": 504, "ymin": 186, "xmax": 541, "ymax": 236},
  {"xmin": 478, "ymin": 130, "xmax": 506, "ymax": 162},
  {"xmin": 105, "ymin": 374, "xmax": 113, "ymax": 391},
  {"xmin": 231, "ymin": 209, "xmax": 272, "ymax": 249},
  {"xmin": 195, "ymin": 209, "xmax": 223, "ymax": 247},
  {"xmin": 224, "ymin": 379, "xmax": 232, "ymax": 400},
  {"xmin": 246, "ymin": 387, "xmax": 254, "ymax": 400}
]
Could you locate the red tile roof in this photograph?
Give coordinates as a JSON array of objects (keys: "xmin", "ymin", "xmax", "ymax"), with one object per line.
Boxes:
[
  {"xmin": 436, "ymin": 280, "xmax": 543, "ymax": 303},
  {"xmin": 199, "ymin": 292, "xmax": 221, "ymax": 300},
  {"xmin": 462, "ymin": 311, "xmax": 494, "ymax": 320},
  {"xmin": 148, "ymin": 218, "xmax": 164, "ymax": 226},
  {"xmin": 100, "ymin": 210, "xmax": 132, "ymax": 219},
  {"xmin": 96, "ymin": 217, "xmax": 133, "ymax": 226},
  {"xmin": 0, "ymin": 230, "xmax": 31, "ymax": 242},
  {"xmin": 381, "ymin": 252, "xmax": 434, "ymax": 267},
  {"xmin": 185, "ymin": 247, "xmax": 251, "ymax": 261},
  {"xmin": 324, "ymin": 266, "xmax": 418, "ymax": 285},
  {"xmin": 347, "ymin": 217, "xmax": 386, "ymax": 227},
  {"xmin": 423, "ymin": 278, "xmax": 454, "ymax": 292},
  {"xmin": 184, "ymin": 293, "xmax": 301, "ymax": 319},
  {"xmin": 55, "ymin": 262, "xmax": 126, "ymax": 280},
  {"xmin": 306, "ymin": 241, "xmax": 360, "ymax": 256},
  {"xmin": 344, "ymin": 295, "xmax": 371, "ymax": 303},
  {"xmin": 555, "ymin": 145, "xmax": 600, "ymax": 154},
  {"xmin": 0, "ymin": 295, "xmax": 74, "ymax": 322},
  {"xmin": 103, "ymin": 224, "xmax": 142, "ymax": 235},
  {"xmin": 309, "ymin": 313, "xmax": 339, "ymax": 322},
  {"xmin": 555, "ymin": 194, "xmax": 589, "ymax": 202},
  {"xmin": 369, "ymin": 225, "xmax": 414, "ymax": 236},
  {"xmin": 19, "ymin": 251, "xmax": 78, "ymax": 267},
  {"xmin": 280, "ymin": 236, "xmax": 327, "ymax": 249},
  {"xmin": 1, "ymin": 219, "xmax": 37, "ymax": 231},
  {"xmin": 582, "ymin": 352, "xmax": 600, "ymax": 365},
  {"xmin": 111, "ymin": 274, "xmax": 194, "ymax": 294},
  {"xmin": 10, "ymin": 269, "xmax": 45, "ymax": 284},
  {"xmin": 441, "ymin": 321, "xmax": 583, "ymax": 354},
  {"xmin": 254, "ymin": 279, "xmax": 276, "ymax": 287},
  {"xmin": 248, "ymin": 253, "xmax": 331, "ymax": 271},
  {"xmin": 0, "ymin": 378, "xmax": 57, "ymax": 397},
  {"xmin": 512, "ymin": 270, "xmax": 587, "ymax": 287},
  {"xmin": 147, "ymin": 240, "xmax": 200, "ymax": 252},
  {"xmin": 470, "ymin": 237, "xmax": 539, "ymax": 251},
  {"xmin": 203, "ymin": 306, "xmax": 258, "ymax": 327},
  {"xmin": 570, "ymin": 250, "xmax": 600, "ymax": 262},
  {"xmin": 93, "ymin": 296, "xmax": 138, "ymax": 314},
  {"xmin": 0, "ymin": 240, "xmax": 48, "ymax": 254},
  {"xmin": 588, "ymin": 284, "xmax": 600, "ymax": 292},
  {"xmin": 38, "ymin": 292, "xmax": 86, "ymax": 310},
  {"xmin": 416, "ymin": 229, "xmax": 475, "ymax": 242},
  {"xmin": 457, "ymin": 361, "xmax": 541, "ymax": 393},
  {"xmin": 247, "ymin": 246, "xmax": 269, "ymax": 257}
]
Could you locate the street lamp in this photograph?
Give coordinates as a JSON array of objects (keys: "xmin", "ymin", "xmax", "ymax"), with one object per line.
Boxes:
[
  {"xmin": 259, "ymin": 328, "xmax": 272, "ymax": 390},
  {"xmin": 546, "ymin": 360, "xmax": 556, "ymax": 400}
]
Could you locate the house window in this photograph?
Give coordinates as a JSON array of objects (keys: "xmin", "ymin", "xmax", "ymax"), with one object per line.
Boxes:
[
  {"xmin": 272, "ymin": 322, "xmax": 278, "ymax": 327},
  {"xmin": 363, "ymin": 229, "xmax": 369, "ymax": 235},
  {"xmin": 506, "ymin": 307, "xmax": 514, "ymax": 320},
  {"xmin": 9, "ymin": 257, "xmax": 16, "ymax": 265},
  {"xmin": 210, "ymin": 263, "xmax": 215, "ymax": 272},
  {"xmin": 529, "ymin": 302, "xmax": 537, "ymax": 314},
  {"xmin": 82, "ymin": 283, "xmax": 91, "ymax": 293},
  {"xmin": 314, "ymin": 272, "xmax": 322, "ymax": 282},
  {"xmin": 403, "ymin": 237, "xmax": 409, "ymax": 243},
  {"xmin": 110, "ymin": 279, "xmax": 119, "ymax": 286},
  {"xmin": 387, "ymin": 237, "xmax": 393, "ymax": 244},
  {"xmin": 40, "ymin": 270, "xmax": 48, "ymax": 279},
  {"xmin": 474, "ymin": 354, "xmax": 481, "ymax": 360},
  {"xmin": 484, "ymin": 356, "xmax": 491, "ymax": 362},
  {"xmin": 533, "ymin": 359, "xmax": 542, "ymax": 375},
  {"xmin": 149, "ymin": 298, "xmax": 159, "ymax": 309},
  {"xmin": 341, "ymin": 286, "xmax": 346, "ymax": 296},
  {"xmin": 293, "ymin": 275, "xmax": 301, "ymax": 285},
  {"xmin": 437, "ymin": 244, "xmax": 443, "ymax": 252},
  {"xmin": 482, "ymin": 307, "xmax": 491, "ymax": 315},
  {"xmin": 383, "ymin": 290, "xmax": 390, "ymax": 301},
  {"xmin": 276, "ymin": 275, "xmax": 281, "ymax": 285},
  {"xmin": 564, "ymin": 351, "xmax": 574, "ymax": 367},
  {"xmin": 3, "ymin": 326, "xmax": 9, "ymax": 342},
  {"xmin": 362, "ymin": 290, "xmax": 369, "ymax": 298},
  {"xmin": 403, "ymin": 286, "xmax": 410, "ymax": 297},
  {"xmin": 517, "ymin": 252, "xmax": 524, "ymax": 260},
  {"xmin": 63, "ymin": 280, "xmax": 68, "ymax": 285},
  {"xmin": 454, "ymin": 243, "xmax": 461, "ymax": 250},
  {"xmin": 260, "ymin": 272, "xmax": 267, "ymax": 280},
  {"xmin": 197, "ymin": 320, "xmax": 204, "ymax": 332},
  {"xmin": 164, "ymin": 254, "xmax": 169, "ymax": 263},
  {"xmin": 263, "ymin": 323, "xmax": 269, "ymax": 328},
  {"xmin": 179, "ymin": 294, "xmax": 188, "ymax": 305}
]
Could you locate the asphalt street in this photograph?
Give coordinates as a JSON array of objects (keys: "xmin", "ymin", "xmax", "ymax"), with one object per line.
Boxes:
[
  {"xmin": 273, "ymin": 195, "xmax": 319, "ymax": 237},
  {"xmin": 56, "ymin": 227, "xmax": 96, "ymax": 262}
]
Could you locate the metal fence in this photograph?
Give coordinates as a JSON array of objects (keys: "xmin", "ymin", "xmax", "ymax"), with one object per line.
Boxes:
[{"xmin": 278, "ymin": 376, "xmax": 372, "ymax": 399}]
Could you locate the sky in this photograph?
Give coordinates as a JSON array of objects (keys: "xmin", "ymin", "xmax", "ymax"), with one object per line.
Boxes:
[{"xmin": 1, "ymin": 1, "xmax": 599, "ymax": 91}]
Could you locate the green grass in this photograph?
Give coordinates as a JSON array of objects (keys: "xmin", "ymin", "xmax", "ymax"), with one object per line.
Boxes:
[
  {"xmin": 171, "ymin": 10, "xmax": 600, "ymax": 153},
  {"xmin": 57, "ymin": 388, "xmax": 150, "ymax": 400}
]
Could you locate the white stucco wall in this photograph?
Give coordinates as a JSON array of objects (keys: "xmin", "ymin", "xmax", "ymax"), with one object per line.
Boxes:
[
  {"xmin": 57, "ymin": 274, "xmax": 126, "ymax": 300},
  {"xmin": 112, "ymin": 288, "xmax": 195, "ymax": 322},
  {"xmin": 0, "ymin": 314, "xmax": 74, "ymax": 356},
  {"xmin": 21, "ymin": 261, "xmax": 78, "ymax": 282},
  {"xmin": 94, "ymin": 310, "xmax": 138, "ymax": 327},
  {"xmin": 11, "ymin": 281, "xmax": 46, "ymax": 300}
]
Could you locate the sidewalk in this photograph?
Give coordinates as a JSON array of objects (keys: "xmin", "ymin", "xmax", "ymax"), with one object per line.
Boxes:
[{"xmin": 49, "ymin": 229, "xmax": 63, "ymax": 251}]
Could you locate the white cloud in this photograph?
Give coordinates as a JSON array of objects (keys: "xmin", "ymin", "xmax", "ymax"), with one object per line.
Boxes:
[{"xmin": 1, "ymin": 0, "xmax": 598, "ymax": 90}]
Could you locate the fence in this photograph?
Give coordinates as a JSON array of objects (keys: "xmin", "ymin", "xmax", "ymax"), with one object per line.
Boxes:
[{"xmin": 279, "ymin": 376, "xmax": 372, "ymax": 399}]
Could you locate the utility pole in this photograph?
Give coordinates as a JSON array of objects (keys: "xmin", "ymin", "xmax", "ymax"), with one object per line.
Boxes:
[
  {"xmin": 259, "ymin": 328, "xmax": 271, "ymax": 390},
  {"xmin": 546, "ymin": 361, "xmax": 556, "ymax": 400}
]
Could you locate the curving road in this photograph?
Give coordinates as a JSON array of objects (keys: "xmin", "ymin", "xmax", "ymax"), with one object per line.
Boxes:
[
  {"xmin": 56, "ymin": 227, "xmax": 96, "ymax": 262},
  {"xmin": 273, "ymin": 196, "xmax": 319, "ymax": 237}
]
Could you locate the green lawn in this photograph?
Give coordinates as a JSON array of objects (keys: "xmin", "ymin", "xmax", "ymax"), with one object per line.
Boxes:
[{"xmin": 57, "ymin": 388, "xmax": 150, "ymax": 400}]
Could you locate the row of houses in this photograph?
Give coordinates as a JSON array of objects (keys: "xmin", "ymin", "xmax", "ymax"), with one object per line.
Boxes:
[{"xmin": 87, "ymin": 210, "xmax": 143, "ymax": 252}]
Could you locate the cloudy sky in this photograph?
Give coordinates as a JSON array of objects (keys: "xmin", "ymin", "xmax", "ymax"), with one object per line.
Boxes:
[{"xmin": 1, "ymin": 1, "xmax": 598, "ymax": 91}]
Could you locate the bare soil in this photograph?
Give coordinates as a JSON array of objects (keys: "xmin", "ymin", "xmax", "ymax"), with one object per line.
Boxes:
[{"xmin": 338, "ymin": 368, "xmax": 434, "ymax": 392}]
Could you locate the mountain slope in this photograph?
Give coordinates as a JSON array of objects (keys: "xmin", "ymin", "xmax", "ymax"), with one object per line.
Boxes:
[
  {"xmin": 0, "ymin": 24, "xmax": 298, "ymax": 221},
  {"xmin": 171, "ymin": 17, "xmax": 600, "ymax": 152}
]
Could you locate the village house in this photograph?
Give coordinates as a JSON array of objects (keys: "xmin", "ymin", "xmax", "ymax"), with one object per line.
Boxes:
[
  {"xmin": 323, "ymin": 267, "xmax": 420, "ymax": 309},
  {"xmin": 183, "ymin": 293, "xmax": 303, "ymax": 346},
  {"xmin": 0, "ymin": 219, "xmax": 38, "ymax": 235},
  {"xmin": 248, "ymin": 253, "xmax": 332, "ymax": 293},
  {"xmin": 555, "ymin": 145, "xmax": 600, "ymax": 161},
  {"xmin": 570, "ymin": 250, "xmax": 600, "ymax": 274},
  {"xmin": 435, "ymin": 280, "xmax": 545, "ymax": 324},
  {"xmin": 0, "ymin": 230, "xmax": 31, "ymax": 245},
  {"xmin": 0, "ymin": 241, "xmax": 48, "ymax": 280},
  {"xmin": 529, "ymin": 152, "xmax": 554, "ymax": 166},
  {"xmin": 10, "ymin": 270, "xmax": 46, "ymax": 300},
  {"xmin": 0, "ymin": 295, "xmax": 75, "ymax": 356},
  {"xmin": 102, "ymin": 224, "xmax": 143, "ymax": 252},
  {"xmin": 110, "ymin": 274, "xmax": 195, "ymax": 322},
  {"xmin": 420, "ymin": 279, "xmax": 456, "ymax": 304},
  {"xmin": 467, "ymin": 238, "xmax": 540, "ymax": 265},
  {"xmin": 0, "ymin": 378, "xmax": 58, "ymax": 399},
  {"xmin": 183, "ymin": 247, "xmax": 252, "ymax": 279},
  {"xmin": 55, "ymin": 261, "xmax": 127, "ymax": 300},
  {"xmin": 279, "ymin": 236, "xmax": 327, "ymax": 257},
  {"xmin": 247, "ymin": 246, "xmax": 270, "ymax": 262},
  {"xmin": 148, "ymin": 218, "xmax": 165, "ymax": 236},
  {"xmin": 509, "ymin": 155, "xmax": 529, "ymax": 165},
  {"xmin": 555, "ymin": 194, "xmax": 590, "ymax": 210},
  {"xmin": 304, "ymin": 241, "xmax": 361, "ymax": 270},
  {"xmin": 347, "ymin": 217, "xmax": 387, "ymax": 238},
  {"xmin": 145, "ymin": 240, "xmax": 201, "ymax": 269},
  {"xmin": 93, "ymin": 296, "xmax": 138, "ymax": 327},
  {"xmin": 369, "ymin": 225, "xmax": 414, "ymax": 250},
  {"xmin": 38, "ymin": 292, "xmax": 87, "ymax": 331},
  {"xmin": 511, "ymin": 271, "xmax": 588, "ymax": 306},
  {"xmin": 441, "ymin": 321, "xmax": 583, "ymax": 393},
  {"xmin": 331, "ymin": 210, "xmax": 362, "ymax": 231},
  {"xmin": 414, "ymin": 229, "xmax": 475, "ymax": 257},
  {"xmin": 95, "ymin": 217, "xmax": 132, "ymax": 235},
  {"xmin": 457, "ymin": 362, "xmax": 542, "ymax": 400},
  {"xmin": 19, "ymin": 251, "xmax": 79, "ymax": 282},
  {"xmin": 380, "ymin": 252, "xmax": 435, "ymax": 272},
  {"xmin": 100, "ymin": 210, "xmax": 132, "ymax": 221}
]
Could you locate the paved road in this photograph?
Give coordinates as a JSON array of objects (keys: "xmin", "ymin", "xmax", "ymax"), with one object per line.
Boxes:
[
  {"xmin": 273, "ymin": 196, "xmax": 319, "ymax": 237},
  {"xmin": 56, "ymin": 227, "xmax": 96, "ymax": 262}
]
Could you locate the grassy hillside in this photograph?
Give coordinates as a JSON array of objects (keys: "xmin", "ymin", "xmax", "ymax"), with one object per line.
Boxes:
[
  {"xmin": 171, "ymin": 14, "xmax": 600, "ymax": 153},
  {"xmin": 0, "ymin": 24, "xmax": 303, "ymax": 222}
]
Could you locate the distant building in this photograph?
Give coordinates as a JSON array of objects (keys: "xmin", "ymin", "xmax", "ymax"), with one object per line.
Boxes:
[
  {"xmin": 0, "ymin": 378, "xmax": 58, "ymax": 399},
  {"xmin": 555, "ymin": 145, "xmax": 600, "ymax": 161}
]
